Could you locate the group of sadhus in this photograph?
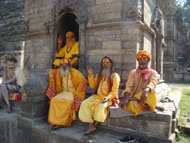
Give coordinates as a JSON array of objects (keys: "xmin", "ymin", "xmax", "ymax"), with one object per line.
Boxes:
[
  {"xmin": 0, "ymin": 31, "xmax": 159, "ymax": 143},
  {"xmin": 45, "ymin": 30, "xmax": 159, "ymax": 142}
]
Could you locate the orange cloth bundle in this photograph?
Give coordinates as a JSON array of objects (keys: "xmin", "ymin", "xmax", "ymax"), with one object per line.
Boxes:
[{"xmin": 8, "ymin": 93, "xmax": 22, "ymax": 101}]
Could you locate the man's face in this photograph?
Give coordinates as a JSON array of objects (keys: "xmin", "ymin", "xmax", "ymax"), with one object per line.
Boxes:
[
  {"xmin": 138, "ymin": 56, "xmax": 149, "ymax": 70},
  {"xmin": 102, "ymin": 58, "xmax": 112, "ymax": 69},
  {"xmin": 66, "ymin": 32, "xmax": 75, "ymax": 42},
  {"xmin": 7, "ymin": 61, "xmax": 15, "ymax": 69}
]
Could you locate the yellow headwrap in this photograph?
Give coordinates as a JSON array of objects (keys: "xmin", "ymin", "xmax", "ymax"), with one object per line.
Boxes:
[{"xmin": 136, "ymin": 50, "xmax": 151, "ymax": 60}]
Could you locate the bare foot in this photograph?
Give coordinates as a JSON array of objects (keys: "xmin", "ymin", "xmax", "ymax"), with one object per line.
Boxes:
[
  {"xmin": 48, "ymin": 124, "xmax": 55, "ymax": 130},
  {"xmin": 7, "ymin": 105, "xmax": 12, "ymax": 113},
  {"xmin": 85, "ymin": 127, "xmax": 96, "ymax": 135},
  {"xmin": 85, "ymin": 123, "xmax": 96, "ymax": 135},
  {"xmin": 48, "ymin": 125, "xmax": 61, "ymax": 130}
]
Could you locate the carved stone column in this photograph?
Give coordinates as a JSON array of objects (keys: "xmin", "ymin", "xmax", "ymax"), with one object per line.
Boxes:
[
  {"xmin": 18, "ymin": 75, "xmax": 49, "ymax": 124},
  {"xmin": 151, "ymin": 7, "xmax": 166, "ymax": 79}
]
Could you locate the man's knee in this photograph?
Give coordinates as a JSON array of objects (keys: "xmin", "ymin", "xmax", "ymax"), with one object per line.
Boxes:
[
  {"xmin": 1, "ymin": 84, "xmax": 8, "ymax": 92},
  {"xmin": 96, "ymin": 103, "xmax": 106, "ymax": 110},
  {"xmin": 80, "ymin": 100, "xmax": 88, "ymax": 108}
]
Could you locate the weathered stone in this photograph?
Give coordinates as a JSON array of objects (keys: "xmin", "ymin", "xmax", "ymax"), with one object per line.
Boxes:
[
  {"xmin": 0, "ymin": 0, "xmax": 24, "ymax": 51},
  {"xmin": 102, "ymin": 41, "xmax": 121, "ymax": 49},
  {"xmin": 93, "ymin": 12, "xmax": 121, "ymax": 22},
  {"xmin": 92, "ymin": 2, "xmax": 122, "ymax": 15},
  {"xmin": 88, "ymin": 49, "xmax": 125, "ymax": 56},
  {"xmin": 94, "ymin": 29, "xmax": 121, "ymax": 36},
  {"xmin": 95, "ymin": 35, "xmax": 115, "ymax": 41},
  {"xmin": 22, "ymin": 75, "xmax": 48, "ymax": 97},
  {"xmin": 96, "ymin": 0, "xmax": 118, "ymax": 4}
]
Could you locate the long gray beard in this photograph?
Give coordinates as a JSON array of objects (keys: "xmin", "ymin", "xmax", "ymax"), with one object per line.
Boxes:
[
  {"xmin": 60, "ymin": 66, "xmax": 70, "ymax": 77},
  {"xmin": 101, "ymin": 67, "xmax": 111, "ymax": 77},
  {"xmin": 7, "ymin": 68, "xmax": 15, "ymax": 79}
]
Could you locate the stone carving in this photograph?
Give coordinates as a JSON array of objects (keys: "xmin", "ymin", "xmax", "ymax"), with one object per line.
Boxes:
[
  {"xmin": 128, "ymin": 0, "xmax": 142, "ymax": 19},
  {"xmin": 151, "ymin": 6, "xmax": 164, "ymax": 40},
  {"xmin": 51, "ymin": 0, "xmax": 88, "ymax": 21},
  {"xmin": 151, "ymin": 6, "xmax": 166, "ymax": 79},
  {"xmin": 22, "ymin": 75, "xmax": 48, "ymax": 97}
]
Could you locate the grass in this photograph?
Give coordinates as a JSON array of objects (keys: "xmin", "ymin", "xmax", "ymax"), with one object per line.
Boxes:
[
  {"xmin": 176, "ymin": 87, "xmax": 190, "ymax": 143},
  {"xmin": 179, "ymin": 87, "xmax": 190, "ymax": 125},
  {"xmin": 177, "ymin": 132, "xmax": 190, "ymax": 143}
]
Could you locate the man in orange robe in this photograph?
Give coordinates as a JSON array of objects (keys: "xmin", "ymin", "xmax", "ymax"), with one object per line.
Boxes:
[
  {"xmin": 120, "ymin": 50, "xmax": 158, "ymax": 116},
  {"xmin": 46, "ymin": 58, "xmax": 87, "ymax": 130},
  {"xmin": 54, "ymin": 31, "xmax": 79, "ymax": 68},
  {"xmin": 79, "ymin": 57, "xmax": 120, "ymax": 134}
]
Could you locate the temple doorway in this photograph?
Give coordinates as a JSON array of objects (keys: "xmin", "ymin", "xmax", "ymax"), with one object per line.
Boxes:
[{"xmin": 57, "ymin": 13, "xmax": 79, "ymax": 48}]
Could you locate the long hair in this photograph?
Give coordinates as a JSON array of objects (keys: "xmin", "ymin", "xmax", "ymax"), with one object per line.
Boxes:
[{"xmin": 93, "ymin": 56, "xmax": 113, "ymax": 94}]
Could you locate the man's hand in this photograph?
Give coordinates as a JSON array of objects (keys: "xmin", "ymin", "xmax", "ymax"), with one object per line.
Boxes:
[
  {"xmin": 139, "ymin": 88, "xmax": 150, "ymax": 104},
  {"xmin": 119, "ymin": 97, "xmax": 130, "ymax": 109},
  {"xmin": 70, "ymin": 54, "xmax": 79, "ymax": 59},
  {"xmin": 87, "ymin": 66, "xmax": 94, "ymax": 75},
  {"xmin": 101, "ymin": 97, "xmax": 109, "ymax": 103}
]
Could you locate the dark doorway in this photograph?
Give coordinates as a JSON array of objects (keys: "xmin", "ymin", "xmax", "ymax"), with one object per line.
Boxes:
[{"xmin": 57, "ymin": 13, "xmax": 79, "ymax": 47}]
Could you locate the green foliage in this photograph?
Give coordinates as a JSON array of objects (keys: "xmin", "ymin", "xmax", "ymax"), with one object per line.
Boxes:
[
  {"xmin": 176, "ymin": 0, "xmax": 190, "ymax": 27},
  {"xmin": 176, "ymin": 86, "xmax": 190, "ymax": 143},
  {"xmin": 177, "ymin": 132, "xmax": 190, "ymax": 143}
]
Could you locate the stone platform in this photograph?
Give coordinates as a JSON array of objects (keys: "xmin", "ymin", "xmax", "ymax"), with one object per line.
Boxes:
[{"xmin": 0, "ymin": 82, "xmax": 182, "ymax": 143}]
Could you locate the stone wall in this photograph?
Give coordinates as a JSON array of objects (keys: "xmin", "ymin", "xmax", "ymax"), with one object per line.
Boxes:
[
  {"xmin": 24, "ymin": 0, "xmax": 56, "ymax": 76},
  {"xmin": 0, "ymin": 0, "xmax": 25, "ymax": 51},
  {"xmin": 0, "ymin": 0, "xmax": 25, "ymax": 75},
  {"xmin": 24, "ymin": 0, "xmax": 160, "ymax": 83}
]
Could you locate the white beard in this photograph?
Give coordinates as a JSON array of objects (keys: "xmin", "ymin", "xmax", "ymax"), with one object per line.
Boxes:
[
  {"xmin": 60, "ymin": 66, "xmax": 70, "ymax": 77},
  {"xmin": 101, "ymin": 67, "xmax": 111, "ymax": 77}
]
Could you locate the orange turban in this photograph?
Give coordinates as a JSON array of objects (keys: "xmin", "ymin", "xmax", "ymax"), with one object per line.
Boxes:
[{"xmin": 136, "ymin": 50, "xmax": 151, "ymax": 60}]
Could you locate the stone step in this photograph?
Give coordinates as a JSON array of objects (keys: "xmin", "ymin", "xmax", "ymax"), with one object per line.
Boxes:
[{"xmin": 0, "ymin": 109, "xmax": 174, "ymax": 143}]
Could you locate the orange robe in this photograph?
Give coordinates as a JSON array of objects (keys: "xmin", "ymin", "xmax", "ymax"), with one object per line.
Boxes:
[
  {"xmin": 46, "ymin": 68, "xmax": 87, "ymax": 126},
  {"xmin": 79, "ymin": 73, "xmax": 120, "ymax": 123},
  {"xmin": 55, "ymin": 42, "xmax": 79, "ymax": 68},
  {"xmin": 122, "ymin": 68, "xmax": 158, "ymax": 116}
]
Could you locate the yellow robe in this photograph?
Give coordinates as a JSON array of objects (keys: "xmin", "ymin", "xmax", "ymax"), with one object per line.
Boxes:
[
  {"xmin": 47, "ymin": 68, "xmax": 87, "ymax": 127},
  {"xmin": 79, "ymin": 73, "xmax": 120, "ymax": 123},
  {"xmin": 55, "ymin": 42, "xmax": 79, "ymax": 68},
  {"xmin": 122, "ymin": 69, "xmax": 158, "ymax": 116}
]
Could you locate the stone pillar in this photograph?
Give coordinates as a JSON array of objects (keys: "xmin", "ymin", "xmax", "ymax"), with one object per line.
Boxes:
[
  {"xmin": 18, "ymin": 75, "xmax": 49, "ymax": 142},
  {"xmin": 151, "ymin": 7, "xmax": 166, "ymax": 79}
]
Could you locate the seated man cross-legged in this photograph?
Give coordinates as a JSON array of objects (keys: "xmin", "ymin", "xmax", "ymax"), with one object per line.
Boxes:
[
  {"xmin": 118, "ymin": 50, "xmax": 158, "ymax": 143},
  {"xmin": 79, "ymin": 57, "xmax": 120, "ymax": 134},
  {"xmin": 46, "ymin": 58, "xmax": 87, "ymax": 130},
  {"xmin": 120, "ymin": 50, "xmax": 158, "ymax": 116}
]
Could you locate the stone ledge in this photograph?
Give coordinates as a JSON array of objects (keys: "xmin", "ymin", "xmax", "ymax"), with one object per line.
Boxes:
[{"xmin": 0, "ymin": 109, "xmax": 174, "ymax": 143}]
